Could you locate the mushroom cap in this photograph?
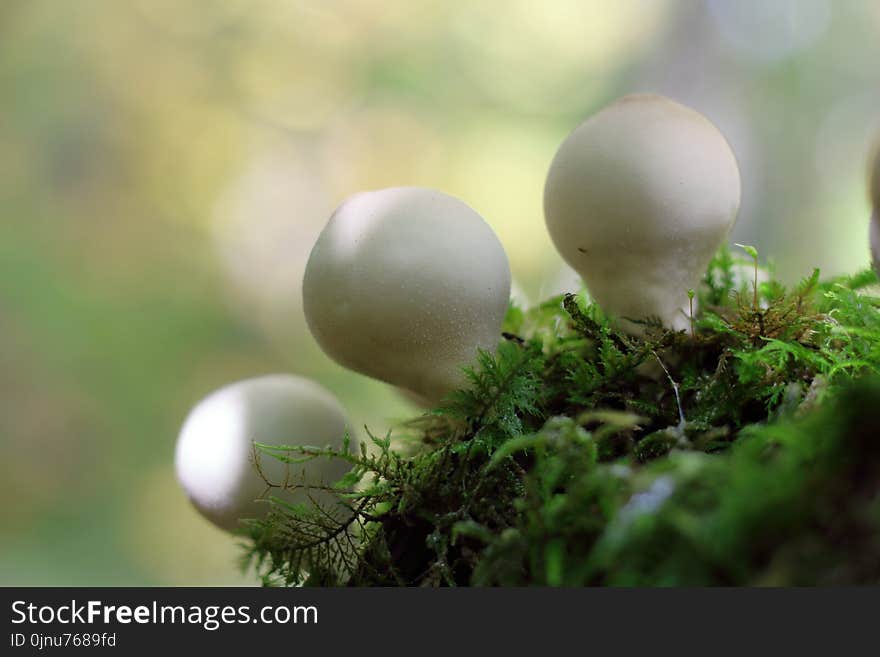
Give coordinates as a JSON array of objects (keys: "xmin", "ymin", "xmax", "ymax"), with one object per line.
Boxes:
[
  {"xmin": 303, "ymin": 187, "xmax": 511, "ymax": 403},
  {"xmin": 175, "ymin": 374, "xmax": 354, "ymax": 533},
  {"xmin": 544, "ymin": 93, "xmax": 741, "ymax": 332}
]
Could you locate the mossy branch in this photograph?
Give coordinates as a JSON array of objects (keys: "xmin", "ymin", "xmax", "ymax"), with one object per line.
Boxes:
[{"xmin": 241, "ymin": 247, "xmax": 880, "ymax": 585}]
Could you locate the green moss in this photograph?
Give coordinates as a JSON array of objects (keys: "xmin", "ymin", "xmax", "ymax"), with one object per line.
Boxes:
[{"xmin": 242, "ymin": 247, "xmax": 880, "ymax": 586}]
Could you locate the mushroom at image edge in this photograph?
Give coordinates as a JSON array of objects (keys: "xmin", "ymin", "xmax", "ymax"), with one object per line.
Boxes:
[
  {"xmin": 544, "ymin": 93, "xmax": 741, "ymax": 334},
  {"xmin": 175, "ymin": 374, "xmax": 355, "ymax": 533},
  {"xmin": 869, "ymin": 142, "xmax": 880, "ymax": 276},
  {"xmin": 303, "ymin": 187, "xmax": 511, "ymax": 405}
]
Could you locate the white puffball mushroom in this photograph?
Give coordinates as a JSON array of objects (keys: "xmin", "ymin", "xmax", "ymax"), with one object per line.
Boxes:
[
  {"xmin": 175, "ymin": 374, "xmax": 354, "ymax": 533},
  {"xmin": 303, "ymin": 187, "xmax": 511, "ymax": 404},
  {"xmin": 544, "ymin": 93, "xmax": 741, "ymax": 334}
]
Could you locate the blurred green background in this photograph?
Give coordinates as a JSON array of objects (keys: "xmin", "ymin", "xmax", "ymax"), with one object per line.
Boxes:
[{"xmin": 2, "ymin": 0, "xmax": 878, "ymax": 585}]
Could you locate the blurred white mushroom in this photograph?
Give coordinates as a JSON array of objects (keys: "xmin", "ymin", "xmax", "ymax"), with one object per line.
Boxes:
[
  {"xmin": 303, "ymin": 187, "xmax": 511, "ymax": 404},
  {"xmin": 544, "ymin": 93, "xmax": 741, "ymax": 334},
  {"xmin": 731, "ymin": 258, "xmax": 771, "ymax": 309},
  {"xmin": 509, "ymin": 278, "xmax": 531, "ymax": 309},
  {"xmin": 175, "ymin": 375, "xmax": 354, "ymax": 533}
]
